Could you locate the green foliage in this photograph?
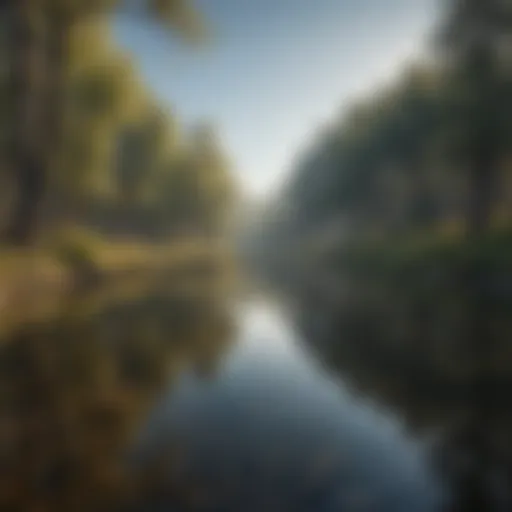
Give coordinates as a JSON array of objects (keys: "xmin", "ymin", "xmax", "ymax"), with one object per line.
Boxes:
[
  {"xmin": 327, "ymin": 227, "xmax": 512, "ymax": 279},
  {"xmin": 268, "ymin": 56, "xmax": 510, "ymax": 256},
  {"xmin": 51, "ymin": 227, "xmax": 102, "ymax": 277},
  {"xmin": 0, "ymin": 1, "xmax": 234, "ymax": 244},
  {"xmin": 256, "ymin": 0, "xmax": 511, "ymax": 265}
]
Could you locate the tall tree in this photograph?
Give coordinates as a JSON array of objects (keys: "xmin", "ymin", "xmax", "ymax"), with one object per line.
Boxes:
[
  {"xmin": 2, "ymin": 0, "xmax": 201, "ymax": 244},
  {"xmin": 439, "ymin": 0, "xmax": 510, "ymax": 236},
  {"xmin": 5, "ymin": 0, "xmax": 47, "ymax": 244}
]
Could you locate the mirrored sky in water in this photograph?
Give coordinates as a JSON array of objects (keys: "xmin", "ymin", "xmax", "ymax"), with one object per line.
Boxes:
[
  {"xmin": 115, "ymin": 0, "xmax": 437, "ymax": 196},
  {"xmin": 136, "ymin": 301, "xmax": 441, "ymax": 511}
]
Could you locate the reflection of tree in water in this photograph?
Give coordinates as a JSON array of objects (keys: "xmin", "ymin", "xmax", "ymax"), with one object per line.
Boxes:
[
  {"xmin": 0, "ymin": 286, "xmax": 235, "ymax": 511},
  {"xmin": 291, "ymin": 261, "xmax": 512, "ymax": 510}
]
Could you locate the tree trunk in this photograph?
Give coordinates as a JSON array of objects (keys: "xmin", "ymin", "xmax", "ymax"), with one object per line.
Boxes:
[
  {"xmin": 465, "ymin": 39, "xmax": 498, "ymax": 239},
  {"xmin": 409, "ymin": 160, "xmax": 436, "ymax": 229},
  {"xmin": 5, "ymin": 0, "xmax": 46, "ymax": 244},
  {"xmin": 44, "ymin": 11, "xmax": 69, "ymax": 172},
  {"xmin": 5, "ymin": 2, "xmax": 70, "ymax": 245},
  {"xmin": 38, "ymin": 11, "xmax": 70, "ymax": 232},
  {"xmin": 467, "ymin": 159, "xmax": 494, "ymax": 238}
]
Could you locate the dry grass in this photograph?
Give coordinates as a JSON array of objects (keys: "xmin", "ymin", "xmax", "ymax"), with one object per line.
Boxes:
[{"xmin": 0, "ymin": 231, "xmax": 233, "ymax": 333}]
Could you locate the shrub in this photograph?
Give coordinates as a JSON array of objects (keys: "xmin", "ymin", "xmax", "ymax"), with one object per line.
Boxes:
[{"xmin": 51, "ymin": 228, "xmax": 103, "ymax": 284}]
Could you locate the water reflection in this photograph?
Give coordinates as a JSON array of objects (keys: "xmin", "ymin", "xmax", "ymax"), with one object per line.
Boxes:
[
  {"xmin": 136, "ymin": 302, "xmax": 439, "ymax": 512},
  {"xmin": 1, "ymin": 279, "xmax": 448, "ymax": 511},
  {"xmin": 0, "ymin": 282, "xmax": 235, "ymax": 511},
  {"xmin": 288, "ymin": 262, "xmax": 512, "ymax": 511}
]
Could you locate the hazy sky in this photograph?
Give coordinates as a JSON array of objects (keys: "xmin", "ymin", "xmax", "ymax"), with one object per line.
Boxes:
[{"xmin": 115, "ymin": 0, "xmax": 437, "ymax": 196}]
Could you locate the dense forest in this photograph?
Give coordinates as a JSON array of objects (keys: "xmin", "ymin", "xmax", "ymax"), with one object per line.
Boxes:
[
  {"xmin": 0, "ymin": 0, "xmax": 234, "ymax": 245},
  {"xmin": 250, "ymin": 0, "xmax": 511, "ymax": 267}
]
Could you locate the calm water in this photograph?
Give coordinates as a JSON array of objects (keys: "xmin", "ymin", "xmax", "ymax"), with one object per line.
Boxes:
[{"xmin": 135, "ymin": 299, "xmax": 441, "ymax": 511}]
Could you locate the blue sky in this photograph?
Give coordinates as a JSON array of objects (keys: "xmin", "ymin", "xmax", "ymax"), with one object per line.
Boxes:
[{"xmin": 115, "ymin": 0, "xmax": 437, "ymax": 196}]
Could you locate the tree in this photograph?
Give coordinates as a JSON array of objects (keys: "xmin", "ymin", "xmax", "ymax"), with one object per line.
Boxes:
[
  {"xmin": 439, "ymin": 0, "xmax": 511, "ymax": 236},
  {"xmin": 5, "ymin": 0, "xmax": 47, "ymax": 244},
  {"xmin": 275, "ymin": 66, "xmax": 447, "ymax": 241},
  {"xmin": 153, "ymin": 124, "xmax": 234, "ymax": 238},
  {"xmin": 2, "ymin": 0, "xmax": 202, "ymax": 244},
  {"xmin": 115, "ymin": 107, "xmax": 176, "ymax": 204}
]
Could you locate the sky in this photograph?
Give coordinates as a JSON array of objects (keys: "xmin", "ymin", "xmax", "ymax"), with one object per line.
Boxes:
[{"xmin": 115, "ymin": 0, "xmax": 438, "ymax": 197}]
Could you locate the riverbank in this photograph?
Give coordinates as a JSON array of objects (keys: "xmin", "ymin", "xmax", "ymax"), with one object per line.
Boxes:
[
  {"xmin": 0, "ymin": 234, "xmax": 233, "ymax": 334},
  {"xmin": 321, "ymin": 227, "xmax": 512, "ymax": 273}
]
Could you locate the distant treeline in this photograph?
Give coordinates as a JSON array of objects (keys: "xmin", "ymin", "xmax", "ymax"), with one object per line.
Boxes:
[{"xmin": 256, "ymin": 0, "xmax": 511, "ymax": 255}]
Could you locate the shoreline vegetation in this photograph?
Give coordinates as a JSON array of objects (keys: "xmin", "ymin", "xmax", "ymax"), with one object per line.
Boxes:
[
  {"xmin": 313, "ymin": 226, "xmax": 512, "ymax": 275},
  {"xmin": 0, "ymin": 230, "xmax": 234, "ymax": 334},
  {"xmin": 0, "ymin": 0, "xmax": 235, "ymax": 328}
]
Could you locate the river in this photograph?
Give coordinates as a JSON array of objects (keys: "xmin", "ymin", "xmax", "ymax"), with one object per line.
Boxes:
[
  {"xmin": 3, "ymin": 275, "xmax": 509, "ymax": 510},
  {"xmin": 134, "ymin": 298, "xmax": 441, "ymax": 511}
]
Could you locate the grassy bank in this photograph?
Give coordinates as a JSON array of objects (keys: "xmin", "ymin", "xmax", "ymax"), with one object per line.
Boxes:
[
  {"xmin": 0, "ymin": 230, "xmax": 233, "ymax": 333},
  {"xmin": 318, "ymin": 227, "xmax": 512, "ymax": 276}
]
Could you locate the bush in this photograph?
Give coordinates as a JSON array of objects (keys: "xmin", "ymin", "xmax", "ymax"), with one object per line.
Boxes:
[{"xmin": 51, "ymin": 228, "xmax": 102, "ymax": 283}]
